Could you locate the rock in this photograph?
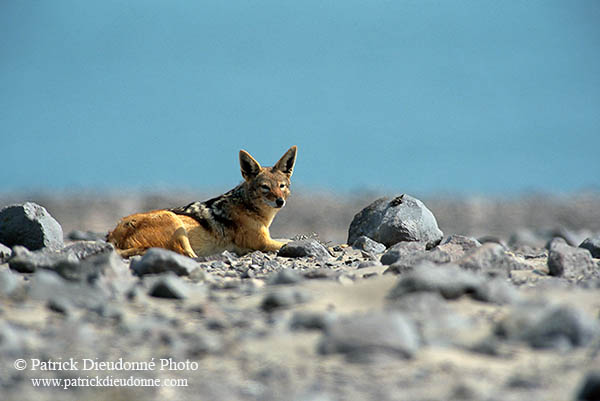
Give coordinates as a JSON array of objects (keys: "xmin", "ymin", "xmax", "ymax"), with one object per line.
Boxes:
[
  {"xmin": 131, "ymin": 248, "xmax": 200, "ymax": 276},
  {"xmin": 8, "ymin": 246, "xmax": 78, "ymax": 273},
  {"xmin": 434, "ymin": 235, "xmax": 481, "ymax": 262},
  {"xmin": 0, "ymin": 243, "xmax": 12, "ymax": 263},
  {"xmin": 290, "ymin": 311, "xmax": 336, "ymax": 331},
  {"xmin": 148, "ymin": 274, "xmax": 191, "ymax": 299},
  {"xmin": 475, "ymin": 277, "xmax": 521, "ymax": 304},
  {"xmin": 458, "ymin": 242, "xmax": 528, "ymax": 276},
  {"xmin": 278, "ymin": 239, "xmax": 330, "ymax": 259},
  {"xmin": 505, "ymin": 374, "xmax": 543, "ymax": 389},
  {"xmin": 513, "ymin": 245, "xmax": 547, "ymax": 259},
  {"xmin": 302, "ymin": 268, "xmax": 339, "ymax": 280},
  {"xmin": 380, "ymin": 242, "xmax": 427, "ymax": 265},
  {"xmin": 8, "ymin": 244, "xmax": 124, "ymax": 283},
  {"xmin": 387, "ymin": 263, "xmax": 480, "ymax": 300},
  {"xmin": 261, "ymin": 289, "xmax": 310, "ymax": 312},
  {"xmin": 576, "ymin": 371, "xmax": 600, "ymax": 401},
  {"xmin": 387, "ymin": 292, "xmax": 474, "ymax": 346},
  {"xmin": 267, "ymin": 269, "xmax": 304, "ymax": 285},
  {"xmin": 580, "ymin": 236, "xmax": 600, "ymax": 258},
  {"xmin": 387, "ymin": 263, "xmax": 519, "ymax": 304},
  {"xmin": 0, "ymin": 202, "xmax": 64, "ymax": 251},
  {"xmin": 478, "ymin": 235, "xmax": 507, "ymax": 247},
  {"xmin": 384, "ymin": 248, "xmax": 451, "ymax": 275},
  {"xmin": 195, "ymin": 250, "xmax": 238, "ymax": 264},
  {"xmin": 318, "ymin": 312, "xmax": 420, "ymax": 361},
  {"xmin": 67, "ymin": 230, "xmax": 106, "ymax": 241},
  {"xmin": 47, "ymin": 297, "xmax": 71, "ymax": 315},
  {"xmin": 545, "ymin": 227, "xmax": 585, "ymax": 247},
  {"xmin": 0, "ymin": 270, "xmax": 19, "ymax": 295},
  {"xmin": 294, "ymin": 391, "xmax": 336, "ymax": 401},
  {"xmin": 357, "ymin": 261, "xmax": 381, "ymax": 269},
  {"xmin": 54, "ymin": 251, "xmax": 127, "ymax": 283},
  {"xmin": 61, "ymin": 240, "xmax": 114, "ymax": 260},
  {"xmin": 547, "ymin": 239, "xmax": 596, "ymax": 279},
  {"xmin": 28, "ymin": 270, "xmax": 107, "ymax": 311},
  {"xmin": 512, "ymin": 228, "xmax": 588, "ymax": 249},
  {"xmin": 495, "ymin": 304, "xmax": 599, "ymax": 349},
  {"xmin": 0, "ymin": 321, "xmax": 27, "ymax": 356},
  {"xmin": 351, "ymin": 236, "xmax": 387, "ymax": 254},
  {"xmin": 509, "ymin": 229, "xmax": 546, "ymax": 248},
  {"xmin": 347, "ymin": 194, "xmax": 443, "ymax": 249}
]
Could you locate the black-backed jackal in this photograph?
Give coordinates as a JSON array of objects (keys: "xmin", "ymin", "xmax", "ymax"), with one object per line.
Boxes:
[{"xmin": 107, "ymin": 146, "xmax": 297, "ymax": 258}]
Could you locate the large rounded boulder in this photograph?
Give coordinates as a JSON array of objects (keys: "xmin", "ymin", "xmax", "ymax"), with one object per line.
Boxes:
[
  {"xmin": 347, "ymin": 194, "xmax": 443, "ymax": 249},
  {"xmin": 0, "ymin": 202, "xmax": 64, "ymax": 251}
]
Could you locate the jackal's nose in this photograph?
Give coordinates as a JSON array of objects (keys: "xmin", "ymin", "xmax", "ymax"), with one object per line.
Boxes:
[{"xmin": 276, "ymin": 198, "xmax": 285, "ymax": 208}]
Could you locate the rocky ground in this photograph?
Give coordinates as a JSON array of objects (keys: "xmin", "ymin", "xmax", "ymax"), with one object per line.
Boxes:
[{"xmin": 0, "ymin": 192, "xmax": 600, "ymax": 401}]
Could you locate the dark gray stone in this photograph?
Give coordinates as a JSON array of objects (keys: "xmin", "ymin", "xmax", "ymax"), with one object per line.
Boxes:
[
  {"xmin": 547, "ymin": 236, "xmax": 568, "ymax": 251},
  {"xmin": 509, "ymin": 229, "xmax": 546, "ymax": 248},
  {"xmin": 261, "ymin": 289, "xmax": 310, "ymax": 312},
  {"xmin": 387, "ymin": 292, "xmax": 474, "ymax": 346},
  {"xmin": 513, "ymin": 245, "xmax": 547, "ymax": 259},
  {"xmin": 62, "ymin": 240, "xmax": 114, "ymax": 260},
  {"xmin": 0, "ymin": 202, "xmax": 63, "ymax": 251},
  {"xmin": 547, "ymin": 240, "xmax": 596, "ymax": 279},
  {"xmin": 347, "ymin": 194, "xmax": 443, "ymax": 249},
  {"xmin": 435, "ymin": 235, "xmax": 482, "ymax": 262},
  {"xmin": 495, "ymin": 304, "xmax": 599, "ymax": 349},
  {"xmin": 302, "ymin": 268, "xmax": 340, "ymax": 280},
  {"xmin": 478, "ymin": 235, "xmax": 507, "ymax": 247},
  {"xmin": 458, "ymin": 242, "xmax": 529, "ymax": 275},
  {"xmin": 318, "ymin": 312, "xmax": 420, "ymax": 361},
  {"xmin": 0, "ymin": 270, "xmax": 19, "ymax": 295},
  {"xmin": 290, "ymin": 311, "xmax": 336, "ymax": 331},
  {"xmin": 352, "ymin": 236, "xmax": 387, "ymax": 254},
  {"xmin": 267, "ymin": 269, "xmax": 304, "ymax": 285},
  {"xmin": 387, "ymin": 263, "xmax": 519, "ymax": 304},
  {"xmin": 148, "ymin": 274, "xmax": 191, "ymax": 299},
  {"xmin": 474, "ymin": 277, "xmax": 521, "ymax": 304},
  {"xmin": 0, "ymin": 321, "xmax": 27, "ymax": 357},
  {"xmin": 8, "ymin": 244, "xmax": 124, "ymax": 282},
  {"xmin": 580, "ymin": 236, "xmax": 600, "ymax": 258},
  {"xmin": 380, "ymin": 242, "xmax": 427, "ymax": 265},
  {"xmin": 384, "ymin": 248, "xmax": 452, "ymax": 274},
  {"xmin": 67, "ymin": 230, "xmax": 106, "ymax": 241},
  {"xmin": 388, "ymin": 263, "xmax": 480, "ymax": 300},
  {"xmin": 28, "ymin": 270, "xmax": 108, "ymax": 311},
  {"xmin": 8, "ymin": 246, "xmax": 78, "ymax": 273},
  {"xmin": 545, "ymin": 227, "xmax": 584, "ymax": 247},
  {"xmin": 576, "ymin": 371, "xmax": 600, "ymax": 401},
  {"xmin": 506, "ymin": 374, "xmax": 543, "ymax": 389},
  {"xmin": 131, "ymin": 248, "xmax": 200, "ymax": 276},
  {"xmin": 195, "ymin": 250, "xmax": 238, "ymax": 264},
  {"xmin": 47, "ymin": 297, "xmax": 71, "ymax": 315},
  {"xmin": 510, "ymin": 228, "xmax": 582, "ymax": 249},
  {"xmin": 54, "ymin": 251, "xmax": 127, "ymax": 283},
  {"xmin": 278, "ymin": 239, "xmax": 330, "ymax": 259},
  {"xmin": 0, "ymin": 243, "xmax": 12, "ymax": 263}
]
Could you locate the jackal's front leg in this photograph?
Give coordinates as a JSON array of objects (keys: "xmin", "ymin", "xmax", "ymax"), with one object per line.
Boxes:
[{"xmin": 243, "ymin": 228, "xmax": 290, "ymax": 253}]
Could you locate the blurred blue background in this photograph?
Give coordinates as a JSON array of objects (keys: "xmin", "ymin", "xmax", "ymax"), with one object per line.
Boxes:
[{"xmin": 1, "ymin": 1, "xmax": 599, "ymax": 195}]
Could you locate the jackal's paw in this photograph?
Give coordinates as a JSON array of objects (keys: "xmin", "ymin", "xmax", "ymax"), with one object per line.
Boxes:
[{"xmin": 262, "ymin": 239, "xmax": 289, "ymax": 252}]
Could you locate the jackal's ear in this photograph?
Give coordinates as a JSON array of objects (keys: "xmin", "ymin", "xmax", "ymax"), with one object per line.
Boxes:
[
  {"xmin": 239, "ymin": 150, "xmax": 262, "ymax": 180},
  {"xmin": 273, "ymin": 146, "xmax": 297, "ymax": 177}
]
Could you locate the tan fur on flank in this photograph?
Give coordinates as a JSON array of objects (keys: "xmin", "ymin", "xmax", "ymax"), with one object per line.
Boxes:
[{"xmin": 107, "ymin": 146, "xmax": 297, "ymax": 258}]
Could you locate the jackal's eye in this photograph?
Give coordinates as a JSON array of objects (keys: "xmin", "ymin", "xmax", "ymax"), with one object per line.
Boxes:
[
  {"xmin": 260, "ymin": 184, "xmax": 270, "ymax": 191},
  {"xmin": 279, "ymin": 183, "xmax": 286, "ymax": 189}
]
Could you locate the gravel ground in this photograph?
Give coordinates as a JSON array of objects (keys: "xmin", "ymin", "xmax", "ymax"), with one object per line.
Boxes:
[{"xmin": 0, "ymin": 191, "xmax": 599, "ymax": 401}]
